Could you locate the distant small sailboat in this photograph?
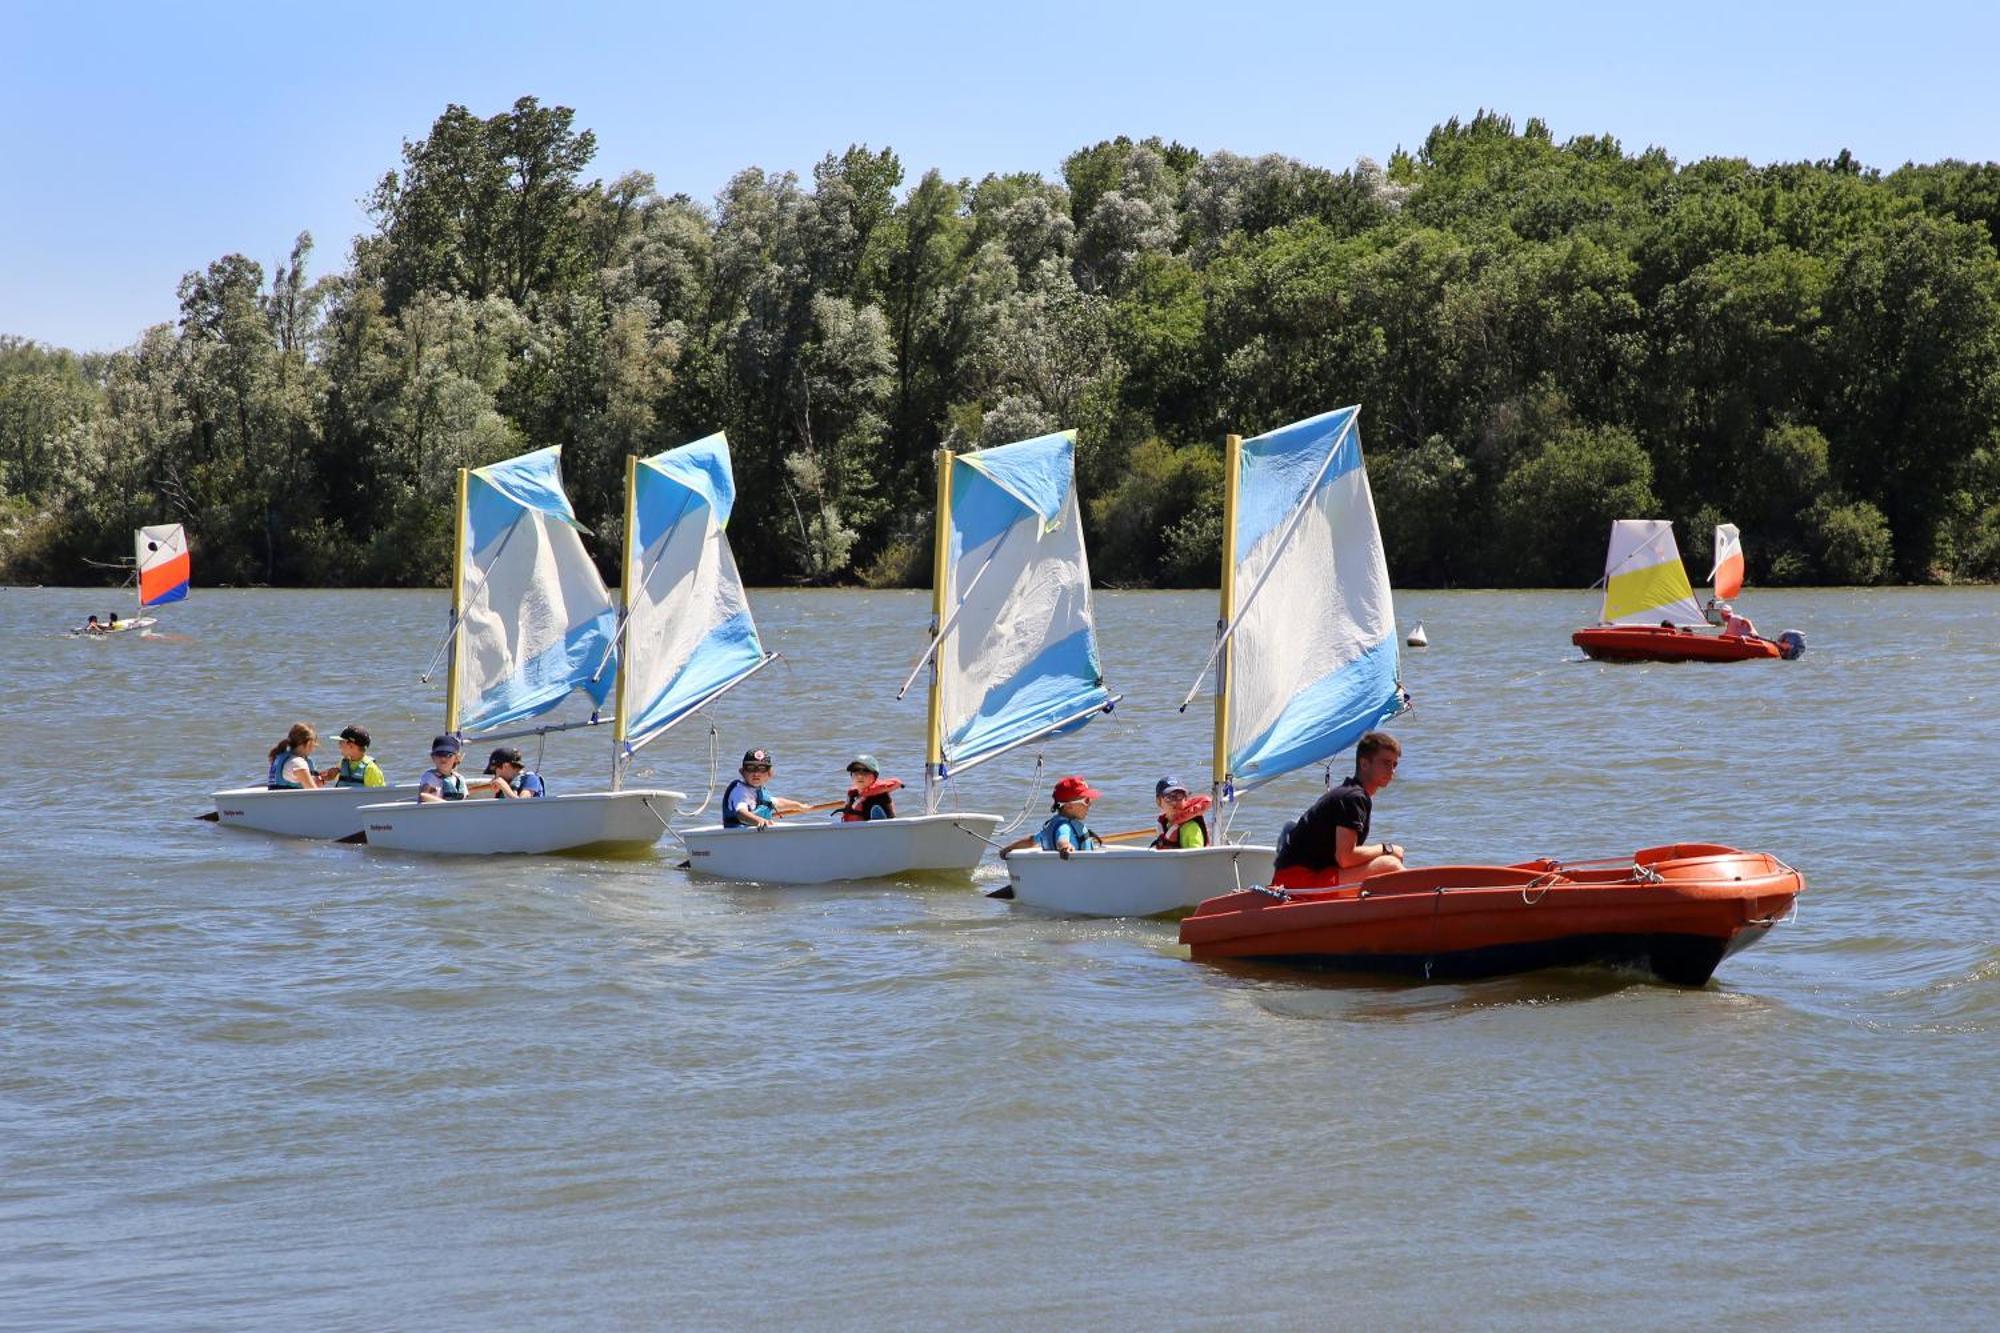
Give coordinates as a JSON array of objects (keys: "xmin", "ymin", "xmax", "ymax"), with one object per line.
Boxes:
[
  {"xmin": 1405, "ymin": 622, "xmax": 1428, "ymax": 648},
  {"xmin": 1571, "ymin": 520, "xmax": 1801, "ymax": 663},
  {"xmin": 74, "ymin": 523, "xmax": 186, "ymax": 636},
  {"xmin": 1003, "ymin": 406, "xmax": 1405, "ymax": 918}
]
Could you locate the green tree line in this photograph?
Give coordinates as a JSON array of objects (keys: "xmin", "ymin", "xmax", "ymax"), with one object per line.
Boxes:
[{"xmin": 4, "ymin": 102, "xmax": 1998, "ymax": 589}]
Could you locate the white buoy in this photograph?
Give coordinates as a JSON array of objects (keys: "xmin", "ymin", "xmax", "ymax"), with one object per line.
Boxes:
[{"xmin": 1405, "ymin": 622, "xmax": 1428, "ymax": 648}]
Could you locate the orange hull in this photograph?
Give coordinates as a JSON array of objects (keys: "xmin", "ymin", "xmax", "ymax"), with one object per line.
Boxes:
[
  {"xmin": 1573, "ymin": 625, "xmax": 1781, "ymax": 663},
  {"xmin": 1178, "ymin": 844, "xmax": 1802, "ymax": 986}
]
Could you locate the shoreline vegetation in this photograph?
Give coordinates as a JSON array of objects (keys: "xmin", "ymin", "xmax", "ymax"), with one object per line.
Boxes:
[{"xmin": 3, "ymin": 101, "xmax": 1997, "ymax": 591}]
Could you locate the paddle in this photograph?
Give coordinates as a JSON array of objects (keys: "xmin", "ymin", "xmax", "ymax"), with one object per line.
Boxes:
[{"xmin": 775, "ymin": 799, "xmax": 846, "ymax": 819}]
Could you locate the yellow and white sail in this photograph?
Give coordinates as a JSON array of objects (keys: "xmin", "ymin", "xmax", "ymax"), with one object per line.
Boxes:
[{"xmin": 1598, "ymin": 520, "xmax": 1703, "ymax": 626}]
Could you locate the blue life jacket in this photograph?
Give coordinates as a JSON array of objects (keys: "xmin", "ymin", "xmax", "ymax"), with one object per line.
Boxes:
[
  {"xmin": 267, "ymin": 748, "xmax": 317, "ymax": 790},
  {"xmin": 1035, "ymin": 812, "xmax": 1098, "ymax": 852},
  {"xmin": 722, "ymin": 778, "xmax": 773, "ymax": 828},
  {"xmin": 333, "ymin": 757, "xmax": 386, "ymax": 788},
  {"xmin": 422, "ymin": 768, "xmax": 467, "ymax": 801},
  {"xmin": 493, "ymin": 771, "xmax": 546, "ymax": 798}
]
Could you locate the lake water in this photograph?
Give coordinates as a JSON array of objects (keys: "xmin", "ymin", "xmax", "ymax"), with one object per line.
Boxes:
[{"xmin": 2, "ymin": 585, "xmax": 1995, "ymax": 1328}]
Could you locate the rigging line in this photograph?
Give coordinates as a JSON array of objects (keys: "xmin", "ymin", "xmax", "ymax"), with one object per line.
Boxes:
[
  {"xmin": 995, "ymin": 753, "xmax": 1045, "ymax": 835},
  {"xmin": 1177, "ymin": 419, "xmax": 1354, "ymax": 712}
]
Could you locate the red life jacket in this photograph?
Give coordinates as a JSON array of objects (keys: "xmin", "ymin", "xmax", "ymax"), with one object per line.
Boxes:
[
  {"xmin": 1151, "ymin": 794, "xmax": 1213, "ymax": 849},
  {"xmin": 841, "ymin": 777, "xmax": 903, "ymax": 822}
]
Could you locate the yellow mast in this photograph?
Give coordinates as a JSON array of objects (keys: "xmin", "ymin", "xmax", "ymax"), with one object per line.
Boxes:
[
  {"xmin": 611, "ymin": 453, "xmax": 640, "ymax": 791},
  {"xmin": 444, "ymin": 466, "xmax": 470, "ymax": 734},
  {"xmin": 925, "ymin": 447, "xmax": 955, "ymax": 811},
  {"xmin": 1210, "ymin": 433, "xmax": 1242, "ymax": 812}
]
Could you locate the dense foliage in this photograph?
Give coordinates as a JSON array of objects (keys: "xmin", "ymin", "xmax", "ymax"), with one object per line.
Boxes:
[{"xmin": 5, "ymin": 103, "xmax": 1998, "ymax": 588}]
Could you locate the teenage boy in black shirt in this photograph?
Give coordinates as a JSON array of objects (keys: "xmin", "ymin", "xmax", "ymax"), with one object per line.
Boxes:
[{"xmin": 1272, "ymin": 731, "xmax": 1406, "ymax": 885}]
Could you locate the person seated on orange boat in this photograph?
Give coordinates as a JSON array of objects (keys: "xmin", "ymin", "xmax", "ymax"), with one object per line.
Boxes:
[
  {"xmin": 1716, "ymin": 601, "xmax": 1758, "ymax": 638},
  {"xmin": 839, "ymin": 754, "xmax": 900, "ymax": 821},
  {"xmin": 1150, "ymin": 777, "xmax": 1209, "ymax": 850},
  {"xmin": 1271, "ymin": 730, "xmax": 1405, "ymax": 888}
]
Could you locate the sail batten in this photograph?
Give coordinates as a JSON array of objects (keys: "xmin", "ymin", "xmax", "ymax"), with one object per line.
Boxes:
[
  {"xmin": 456, "ymin": 446, "xmax": 618, "ymax": 734},
  {"xmin": 1224, "ymin": 406, "xmax": 1402, "ymax": 788},
  {"xmin": 621, "ymin": 432, "xmax": 770, "ymax": 750},
  {"xmin": 1599, "ymin": 520, "xmax": 1703, "ymax": 626},
  {"xmin": 937, "ymin": 430, "xmax": 1112, "ymax": 774},
  {"xmin": 136, "ymin": 524, "xmax": 189, "ymax": 608}
]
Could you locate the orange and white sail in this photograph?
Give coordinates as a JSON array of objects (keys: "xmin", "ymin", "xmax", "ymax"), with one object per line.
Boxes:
[
  {"xmin": 136, "ymin": 524, "xmax": 189, "ymax": 608},
  {"xmin": 1710, "ymin": 523, "xmax": 1744, "ymax": 601}
]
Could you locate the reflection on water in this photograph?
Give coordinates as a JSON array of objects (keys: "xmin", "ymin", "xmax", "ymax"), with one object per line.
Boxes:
[{"xmin": 1, "ymin": 585, "xmax": 1996, "ymax": 1325}]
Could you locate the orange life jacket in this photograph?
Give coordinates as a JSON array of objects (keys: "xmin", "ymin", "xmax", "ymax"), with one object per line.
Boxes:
[
  {"xmin": 841, "ymin": 777, "xmax": 903, "ymax": 821},
  {"xmin": 1151, "ymin": 794, "xmax": 1213, "ymax": 849}
]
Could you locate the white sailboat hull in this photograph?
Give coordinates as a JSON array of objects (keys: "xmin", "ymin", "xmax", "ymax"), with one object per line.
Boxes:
[
  {"xmin": 210, "ymin": 784, "xmax": 427, "ymax": 840},
  {"xmin": 1003, "ymin": 843, "xmax": 1278, "ymax": 918},
  {"xmin": 353, "ymin": 789, "xmax": 684, "ymax": 855},
  {"xmin": 680, "ymin": 812, "xmax": 1004, "ymax": 884}
]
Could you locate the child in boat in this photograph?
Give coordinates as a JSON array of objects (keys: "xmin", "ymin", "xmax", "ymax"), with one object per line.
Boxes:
[
  {"xmin": 266, "ymin": 723, "xmax": 324, "ymax": 790},
  {"xmin": 839, "ymin": 755, "xmax": 899, "ymax": 821},
  {"xmin": 1150, "ymin": 777, "xmax": 1209, "ymax": 850},
  {"xmin": 82, "ymin": 614, "xmax": 104, "ymax": 634},
  {"xmin": 418, "ymin": 734, "xmax": 468, "ymax": 803},
  {"xmin": 1001, "ymin": 776, "xmax": 1103, "ymax": 859},
  {"xmin": 329, "ymin": 725, "xmax": 388, "ymax": 787},
  {"xmin": 479, "ymin": 745, "xmax": 545, "ymax": 798},
  {"xmin": 721, "ymin": 748, "xmax": 810, "ymax": 828}
]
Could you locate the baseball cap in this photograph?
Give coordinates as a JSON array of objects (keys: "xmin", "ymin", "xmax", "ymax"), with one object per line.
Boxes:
[
  {"xmin": 485, "ymin": 745, "xmax": 525, "ymax": 774},
  {"xmin": 1155, "ymin": 776, "xmax": 1189, "ymax": 798},
  {"xmin": 430, "ymin": 733, "xmax": 461, "ymax": 757},
  {"xmin": 1052, "ymin": 775, "xmax": 1101, "ymax": 803},
  {"xmin": 846, "ymin": 753, "xmax": 881, "ymax": 775},
  {"xmin": 338, "ymin": 725, "xmax": 371, "ymax": 749},
  {"xmin": 741, "ymin": 748, "xmax": 773, "ymax": 768}
]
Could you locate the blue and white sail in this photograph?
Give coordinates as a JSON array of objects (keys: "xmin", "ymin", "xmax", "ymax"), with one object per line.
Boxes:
[
  {"xmin": 454, "ymin": 446, "xmax": 618, "ymax": 734},
  {"xmin": 935, "ymin": 429, "xmax": 1113, "ymax": 777},
  {"xmin": 619, "ymin": 432, "xmax": 772, "ymax": 753},
  {"xmin": 1224, "ymin": 406, "xmax": 1402, "ymax": 791}
]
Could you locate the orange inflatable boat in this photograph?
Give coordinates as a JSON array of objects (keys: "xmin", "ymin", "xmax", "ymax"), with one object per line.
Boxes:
[
  {"xmin": 1572, "ymin": 624, "xmax": 1799, "ymax": 663},
  {"xmin": 1178, "ymin": 843, "xmax": 1802, "ymax": 986}
]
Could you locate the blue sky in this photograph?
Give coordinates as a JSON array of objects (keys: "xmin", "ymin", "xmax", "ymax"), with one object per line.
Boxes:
[{"xmin": 4, "ymin": 0, "xmax": 1996, "ymax": 352}]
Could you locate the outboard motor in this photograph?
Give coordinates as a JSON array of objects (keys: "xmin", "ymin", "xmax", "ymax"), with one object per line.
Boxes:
[{"xmin": 1778, "ymin": 629, "xmax": 1807, "ymax": 661}]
